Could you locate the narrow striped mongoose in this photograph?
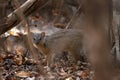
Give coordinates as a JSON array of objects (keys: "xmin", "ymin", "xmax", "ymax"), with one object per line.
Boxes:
[{"xmin": 33, "ymin": 29, "xmax": 86, "ymax": 67}]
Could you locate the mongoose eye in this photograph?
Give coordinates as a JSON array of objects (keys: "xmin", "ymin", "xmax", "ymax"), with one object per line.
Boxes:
[
  {"xmin": 33, "ymin": 38, "xmax": 36, "ymax": 40},
  {"xmin": 39, "ymin": 37, "xmax": 42, "ymax": 41},
  {"xmin": 33, "ymin": 37, "xmax": 39, "ymax": 44}
]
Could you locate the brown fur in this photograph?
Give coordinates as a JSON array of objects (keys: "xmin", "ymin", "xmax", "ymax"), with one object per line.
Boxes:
[{"xmin": 35, "ymin": 29, "xmax": 85, "ymax": 67}]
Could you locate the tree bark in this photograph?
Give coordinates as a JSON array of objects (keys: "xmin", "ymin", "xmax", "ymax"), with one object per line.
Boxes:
[
  {"xmin": 81, "ymin": 0, "xmax": 116, "ymax": 80},
  {"xmin": 0, "ymin": 1, "xmax": 8, "ymax": 24}
]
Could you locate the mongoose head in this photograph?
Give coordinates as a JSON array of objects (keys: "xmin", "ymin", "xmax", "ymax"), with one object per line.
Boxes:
[{"xmin": 33, "ymin": 32, "xmax": 45, "ymax": 46}]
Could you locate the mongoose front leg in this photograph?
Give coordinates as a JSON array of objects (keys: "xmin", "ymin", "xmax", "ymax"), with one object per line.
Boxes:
[{"xmin": 46, "ymin": 52, "xmax": 56, "ymax": 68}]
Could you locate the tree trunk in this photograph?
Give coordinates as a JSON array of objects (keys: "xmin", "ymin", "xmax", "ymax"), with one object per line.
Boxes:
[
  {"xmin": 0, "ymin": 1, "xmax": 7, "ymax": 25},
  {"xmin": 81, "ymin": 0, "xmax": 116, "ymax": 80}
]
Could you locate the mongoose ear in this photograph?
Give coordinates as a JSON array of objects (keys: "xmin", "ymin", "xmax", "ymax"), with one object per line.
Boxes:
[{"xmin": 41, "ymin": 32, "xmax": 45, "ymax": 37}]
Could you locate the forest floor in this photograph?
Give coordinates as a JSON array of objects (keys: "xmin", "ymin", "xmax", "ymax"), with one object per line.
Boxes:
[
  {"xmin": 0, "ymin": 20, "xmax": 93, "ymax": 80},
  {"xmin": 0, "ymin": 5, "xmax": 94, "ymax": 79},
  {"xmin": 0, "ymin": 49, "xmax": 93, "ymax": 80}
]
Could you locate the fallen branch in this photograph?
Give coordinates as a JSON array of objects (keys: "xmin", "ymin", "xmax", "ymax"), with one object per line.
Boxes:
[{"xmin": 0, "ymin": 0, "xmax": 48, "ymax": 35}]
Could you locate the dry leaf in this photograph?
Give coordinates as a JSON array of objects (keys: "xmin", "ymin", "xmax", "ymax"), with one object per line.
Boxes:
[
  {"xmin": 14, "ymin": 55, "xmax": 23, "ymax": 65},
  {"xmin": 81, "ymin": 70, "xmax": 89, "ymax": 79},
  {"xmin": 59, "ymin": 68, "xmax": 67, "ymax": 76},
  {"xmin": 15, "ymin": 71, "xmax": 31, "ymax": 78},
  {"xmin": 54, "ymin": 23, "xmax": 66, "ymax": 29},
  {"xmin": 65, "ymin": 77, "xmax": 73, "ymax": 80}
]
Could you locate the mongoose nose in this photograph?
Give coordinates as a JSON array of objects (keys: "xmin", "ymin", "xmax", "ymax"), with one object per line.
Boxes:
[{"xmin": 33, "ymin": 38, "xmax": 40, "ymax": 44}]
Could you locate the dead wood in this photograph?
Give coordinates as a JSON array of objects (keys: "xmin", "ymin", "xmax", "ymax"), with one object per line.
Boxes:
[{"xmin": 0, "ymin": 0, "xmax": 48, "ymax": 35}]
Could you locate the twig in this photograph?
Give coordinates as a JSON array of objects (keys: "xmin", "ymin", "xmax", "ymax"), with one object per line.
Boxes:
[
  {"xmin": 65, "ymin": 4, "xmax": 82, "ymax": 29},
  {"xmin": 13, "ymin": 0, "xmax": 39, "ymax": 61}
]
